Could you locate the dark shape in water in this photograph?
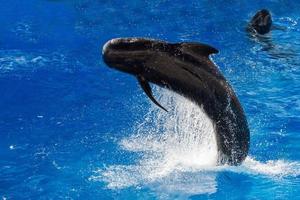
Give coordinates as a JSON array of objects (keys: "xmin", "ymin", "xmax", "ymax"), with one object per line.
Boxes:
[
  {"xmin": 248, "ymin": 9, "xmax": 272, "ymax": 35},
  {"xmin": 247, "ymin": 10, "xmax": 297, "ymax": 61},
  {"xmin": 102, "ymin": 38, "xmax": 250, "ymax": 165}
]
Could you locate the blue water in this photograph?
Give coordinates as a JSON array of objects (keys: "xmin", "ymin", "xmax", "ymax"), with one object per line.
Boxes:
[{"xmin": 1, "ymin": 0, "xmax": 300, "ymax": 199}]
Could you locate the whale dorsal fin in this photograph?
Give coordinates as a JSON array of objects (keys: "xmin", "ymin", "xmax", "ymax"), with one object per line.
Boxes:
[
  {"xmin": 137, "ymin": 76, "xmax": 168, "ymax": 112},
  {"xmin": 179, "ymin": 42, "xmax": 219, "ymax": 58}
]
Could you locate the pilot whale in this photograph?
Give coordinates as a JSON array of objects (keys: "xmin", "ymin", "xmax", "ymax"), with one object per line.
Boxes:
[
  {"xmin": 102, "ymin": 38, "xmax": 250, "ymax": 165},
  {"xmin": 248, "ymin": 9, "xmax": 272, "ymax": 35}
]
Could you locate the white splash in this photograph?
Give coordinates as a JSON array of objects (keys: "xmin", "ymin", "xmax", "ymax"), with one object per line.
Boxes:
[
  {"xmin": 121, "ymin": 88, "xmax": 218, "ymax": 170},
  {"xmin": 93, "ymin": 87, "xmax": 300, "ymax": 196},
  {"xmin": 239, "ymin": 158, "xmax": 300, "ymax": 177}
]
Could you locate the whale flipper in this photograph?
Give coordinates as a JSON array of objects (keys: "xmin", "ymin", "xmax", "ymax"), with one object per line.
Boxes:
[{"xmin": 137, "ymin": 76, "xmax": 168, "ymax": 112}]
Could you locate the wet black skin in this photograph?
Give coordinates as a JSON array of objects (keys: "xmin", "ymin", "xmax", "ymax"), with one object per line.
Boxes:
[
  {"xmin": 248, "ymin": 9, "xmax": 272, "ymax": 35},
  {"xmin": 102, "ymin": 38, "xmax": 250, "ymax": 165}
]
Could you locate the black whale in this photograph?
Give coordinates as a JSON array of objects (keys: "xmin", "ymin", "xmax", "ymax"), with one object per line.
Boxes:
[
  {"xmin": 102, "ymin": 38, "xmax": 250, "ymax": 165},
  {"xmin": 248, "ymin": 9, "xmax": 272, "ymax": 35}
]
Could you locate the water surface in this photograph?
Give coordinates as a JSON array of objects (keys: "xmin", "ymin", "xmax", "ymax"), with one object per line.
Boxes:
[{"xmin": 0, "ymin": 0, "xmax": 300, "ymax": 199}]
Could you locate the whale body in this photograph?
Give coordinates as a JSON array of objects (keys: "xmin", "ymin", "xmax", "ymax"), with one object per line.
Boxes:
[{"xmin": 102, "ymin": 38, "xmax": 250, "ymax": 165}]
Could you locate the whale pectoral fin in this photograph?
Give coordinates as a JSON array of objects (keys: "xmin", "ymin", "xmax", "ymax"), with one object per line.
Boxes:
[
  {"xmin": 179, "ymin": 42, "xmax": 219, "ymax": 58},
  {"xmin": 137, "ymin": 76, "xmax": 168, "ymax": 112}
]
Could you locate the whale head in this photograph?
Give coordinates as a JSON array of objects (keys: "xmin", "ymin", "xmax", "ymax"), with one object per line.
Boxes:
[
  {"xmin": 102, "ymin": 38, "xmax": 167, "ymax": 76},
  {"xmin": 249, "ymin": 9, "xmax": 272, "ymax": 35}
]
